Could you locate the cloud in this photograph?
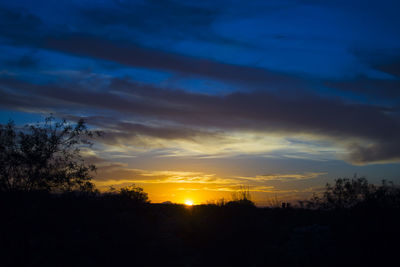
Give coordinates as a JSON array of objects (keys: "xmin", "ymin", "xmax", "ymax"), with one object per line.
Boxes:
[
  {"xmin": 80, "ymin": 0, "xmax": 220, "ymax": 39},
  {"xmin": 0, "ymin": 6, "xmax": 303, "ymax": 89},
  {"xmin": 237, "ymin": 172, "xmax": 327, "ymax": 182},
  {"xmin": 327, "ymin": 77, "xmax": 400, "ymax": 101},
  {"xmin": 1, "ymin": 75, "xmax": 400, "ymax": 163},
  {"xmin": 83, "ymin": 154, "xmax": 228, "ymax": 185},
  {"xmin": 44, "ymin": 33, "xmax": 303, "ymax": 90},
  {"xmin": 85, "ymin": 153, "xmax": 323, "ymax": 194},
  {"xmin": 0, "ymin": 7, "xmax": 43, "ymax": 45},
  {"xmin": 376, "ymin": 59, "xmax": 400, "ymax": 78},
  {"xmin": 94, "ymin": 167, "xmax": 236, "ymax": 187},
  {"xmin": 5, "ymin": 53, "xmax": 39, "ymax": 69},
  {"xmin": 0, "ymin": 3, "xmax": 399, "ymax": 165},
  {"xmin": 348, "ymin": 142, "xmax": 400, "ymax": 165},
  {"xmin": 87, "ymin": 118, "xmax": 224, "ymax": 143},
  {"xmin": 91, "ymin": 160, "xmax": 321, "ymax": 200},
  {"xmin": 177, "ymin": 185, "xmax": 275, "ymax": 193}
]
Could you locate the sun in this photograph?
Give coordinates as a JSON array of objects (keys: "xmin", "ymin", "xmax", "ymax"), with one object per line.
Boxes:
[{"xmin": 184, "ymin": 200, "xmax": 194, "ymax": 206}]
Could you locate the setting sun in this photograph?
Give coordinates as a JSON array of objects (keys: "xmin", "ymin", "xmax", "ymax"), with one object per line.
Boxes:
[{"xmin": 184, "ymin": 200, "xmax": 194, "ymax": 206}]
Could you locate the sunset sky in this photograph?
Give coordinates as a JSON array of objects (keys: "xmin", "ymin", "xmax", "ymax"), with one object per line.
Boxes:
[{"xmin": 1, "ymin": 0, "xmax": 400, "ymax": 205}]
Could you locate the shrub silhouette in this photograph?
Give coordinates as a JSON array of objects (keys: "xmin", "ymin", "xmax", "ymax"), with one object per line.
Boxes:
[
  {"xmin": 323, "ymin": 177, "xmax": 372, "ymax": 209},
  {"xmin": 304, "ymin": 177, "xmax": 400, "ymax": 209},
  {"xmin": 226, "ymin": 185, "xmax": 255, "ymax": 207},
  {"xmin": 115, "ymin": 184, "xmax": 149, "ymax": 204},
  {"xmin": 0, "ymin": 116, "xmax": 100, "ymax": 192},
  {"xmin": 1, "ymin": 174, "xmax": 399, "ymax": 266},
  {"xmin": 363, "ymin": 180, "xmax": 400, "ymax": 208}
]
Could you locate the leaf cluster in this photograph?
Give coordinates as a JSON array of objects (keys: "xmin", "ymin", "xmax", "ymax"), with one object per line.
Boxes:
[
  {"xmin": 0, "ymin": 116, "xmax": 100, "ymax": 192},
  {"xmin": 302, "ymin": 177, "xmax": 400, "ymax": 210}
]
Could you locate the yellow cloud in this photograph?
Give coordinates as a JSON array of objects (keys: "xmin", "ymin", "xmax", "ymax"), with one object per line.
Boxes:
[
  {"xmin": 236, "ymin": 172, "xmax": 327, "ymax": 182},
  {"xmin": 94, "ymin": 168, "xmax": 237, "ymax": 187}
]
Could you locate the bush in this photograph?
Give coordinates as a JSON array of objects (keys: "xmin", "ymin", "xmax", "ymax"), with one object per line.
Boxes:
[
  {"xmin": 303, "ymin": 177, "xmax": 400, "ymax": 210},
  {"xmin": 0, "ymin": 116, "xmax": 100, "ymax": 192},
  {"xmin": 226, "ymin": 185, "xmax": 255, "ymax": 207},
  {"xmin": 106, "ymin": 184, "xmax": 149, "ymax": 204},
  {"xmin": 119, "ymin": 185, "xmax": 149, "ymax": 203}
]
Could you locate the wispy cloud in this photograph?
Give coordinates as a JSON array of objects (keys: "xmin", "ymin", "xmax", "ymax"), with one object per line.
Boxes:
[
  {"xmin": 237, "ymin": 172, "xmax": 327, "ymax": 182},
  {"xmin": 1, "ymin": 75, "xmax": 399, "ymax": 164},
  {"xmin": 94, "ymin": 167, "xmax": 236, "ymax": 187}
]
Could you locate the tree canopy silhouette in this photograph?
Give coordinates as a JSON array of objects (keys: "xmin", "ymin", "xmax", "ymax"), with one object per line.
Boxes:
[
  {"xmin": 0, "ymin": 116, "xmax": 100, "ymax": 192},
  {"xmin": 226, "ymin": 185, "xmax": 255, "ymax": 207},
  {"xmin": 106, "ymin": 184, "xmax": 149, "ymax": 204},
  {"xmin": 302, "ymin": 177, "xmax": 400, "ymax": 209}
]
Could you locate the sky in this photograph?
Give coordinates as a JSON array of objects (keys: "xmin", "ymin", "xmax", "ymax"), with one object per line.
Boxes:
[{"xmin": 1, "ymin": 0, "xmax": 400, "ymax": 205}]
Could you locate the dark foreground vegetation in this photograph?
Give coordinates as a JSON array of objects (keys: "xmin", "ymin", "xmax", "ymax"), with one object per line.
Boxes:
[
  {"xmin": 2, "ymin": 179, "xmax": 400, "ymax": 267},
  {"xmin": 1, "ymin": 118, "xmax": 400, "ymax": 266}
]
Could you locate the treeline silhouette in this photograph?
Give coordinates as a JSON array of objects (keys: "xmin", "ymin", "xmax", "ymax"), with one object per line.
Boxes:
[{"xmin": 1, "ymin": 118, "xmax": 399, "ymax": 266}]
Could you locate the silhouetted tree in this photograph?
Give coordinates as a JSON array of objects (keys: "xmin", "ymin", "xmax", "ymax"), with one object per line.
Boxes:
[
  {"xmin": 303, "ymin": 177, "xmax": 400, "ymax": 209},
  {"xmin": 105, "ymin": 184, "xmax": 149, "ymax": 204},
  {"xmin": 0, "ymin": 116, "xmax": 100, "ymax": 192},
  {"xmin": 118, "ymin": 184, "xmax": 149, "ymax": 203},
  {"xmin": 226, "ymin": 185, "xmax": 255, "ymax": 206},
  {"xmin": 323, "ymin": 177, "xmax": 373, "ymax": 209},
  {"xmin": 364, "ymin": 180, "xmax": 400, "ymax": 208}
]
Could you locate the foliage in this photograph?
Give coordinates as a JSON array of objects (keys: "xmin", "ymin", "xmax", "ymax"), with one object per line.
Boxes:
[
  {"xmin": 0, "ymin": 116, "xmax": 100, "ymax": 192},
  {"xmin": 266, "ymin": 194, "xmax": 281, "ymax": 208},
  {"xmin": 2, "ymin": 178, "xmax": 400, "ymax": 266},
  {"xmin": 106, "ymin": 184, "xmax": 149, "ymax": 204},
  {"xmin": 303, "ymin": 177, "xmax": 400, "ymax": 210},
  {"xmin": 118, "ymin": 184, "xmax": 149, "ymax": 203},
  {"xmin": 226, "ymin": 185, "xmax": 255, "ymax": 207},
  {"xmin": 205, "ymin": 198, "xmax": 227, "ymax": 206},
  {"xmin": 363, "ymin": 180, "xmax": 400, "ymax": 208}
]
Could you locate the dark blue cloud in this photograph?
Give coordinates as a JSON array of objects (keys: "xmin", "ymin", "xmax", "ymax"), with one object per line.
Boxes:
[
  {"xmin": 1, "ymin": 0, "xmax": 400, "ymax": 166},
  {"xmin": 1, "ymin": 74, "xmax": 399, "ymax": 164}
]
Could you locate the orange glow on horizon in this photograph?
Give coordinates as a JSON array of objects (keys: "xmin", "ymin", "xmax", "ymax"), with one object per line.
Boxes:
[{"xmin": 94, "ymin": 170, "xmax": 321, "ymax": 205}]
